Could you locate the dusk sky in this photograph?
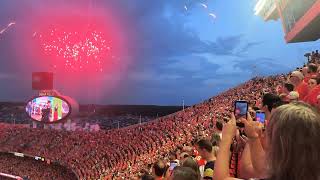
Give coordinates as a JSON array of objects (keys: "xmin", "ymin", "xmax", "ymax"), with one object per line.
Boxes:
[{"xmin": 0, "ymin": 0, "xmax": 319, "ymax": 105}]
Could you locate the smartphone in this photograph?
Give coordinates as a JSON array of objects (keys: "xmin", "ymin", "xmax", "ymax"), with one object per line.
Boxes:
[
  {"xmin": 169, "ymin": 162, "xmax": 178, "ymax": 170},
  {"xmin": 256, "ymin": 111, "xmax": 266, "ymax": 124},
  {"xmin": 234, "ymin": 100, "xmax": 248, "ymax": 128}
]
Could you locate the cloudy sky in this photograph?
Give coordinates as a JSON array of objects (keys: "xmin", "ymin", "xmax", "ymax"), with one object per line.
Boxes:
[{"xmin": 0, "ymin": 0, "xmax": 319, "ymax": 105}]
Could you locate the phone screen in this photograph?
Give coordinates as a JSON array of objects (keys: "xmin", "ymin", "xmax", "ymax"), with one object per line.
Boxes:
[
  {"xmin": 234, "ymin": 101, "xmax": 248, "ymax": 119},
  {"xmin": 256, "ymin": 111, "xmax": 266, "ymax": 124},
  {"xmin": 169, "ymin": 162, "xmax": 178, "ymax": 170},
  {"xmin": 234, "ymin": 101, "xmax": 248, "ymax": 127}
]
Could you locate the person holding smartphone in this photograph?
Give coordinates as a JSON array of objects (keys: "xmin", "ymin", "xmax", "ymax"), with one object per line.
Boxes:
[
  {"xmin": 214, "ymin": 102, "xmax": 320, "ymax": 180},
  {"xmin": 232, "ymin": 100, "xmax": 267, "ymax": 178}
]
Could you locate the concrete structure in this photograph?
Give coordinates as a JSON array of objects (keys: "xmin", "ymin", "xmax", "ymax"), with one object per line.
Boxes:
[{"xmin": 255, "ymin": 0, "xmax": 320, "ymax": 43}]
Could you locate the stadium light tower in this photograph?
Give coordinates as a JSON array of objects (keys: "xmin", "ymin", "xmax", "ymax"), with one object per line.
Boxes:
[{"xmin": 182, "ymin": 99, "xmax": 185, "ymax": 111}]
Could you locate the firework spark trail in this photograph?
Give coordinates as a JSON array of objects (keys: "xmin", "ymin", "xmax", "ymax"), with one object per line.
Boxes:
[
  {"xmin": 200, "ymin": 3, "xmax": 208, "ymax": 9},
  {"xmin": 183, "ymin": 2, "xmax": 217, "ymax": 21},
  {"xmin": 199, "ymin": 3, "xmax": 217, "ymax": 20},
  {"xmin": 0, "ymin": 22, "xmax": 16, "ymax": 34},
  {"xmin": 209, "ymin": 13, "xmax": 217, "ymax": 19},
  {"xmin": 8, "ymin": 22, "xmax": 16, "ymax": 27}
]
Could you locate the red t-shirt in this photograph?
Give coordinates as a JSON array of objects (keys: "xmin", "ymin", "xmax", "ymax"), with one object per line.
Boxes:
[
  {"xmin": 295, "ymin": 81, "xmax": 309, "ymax": 100},
  {"xmin": 303, "ymin": 84, "xmax": 320, "ymax": 106},
  {"xmin": 303, "ymin": 73, "xmax": 317, "ymax": 83}
]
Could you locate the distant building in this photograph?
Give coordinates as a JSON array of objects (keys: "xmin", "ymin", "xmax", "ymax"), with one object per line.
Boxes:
[{"xmin": 255, "ymin": 0, "xmax": 320, "ymax": 43}]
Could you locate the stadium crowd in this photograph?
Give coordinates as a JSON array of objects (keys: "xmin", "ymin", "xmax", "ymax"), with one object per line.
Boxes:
[
  {"xmin": 0, "ymin": 51, "xmax": 319, "ymax": 180},
  {"xmin": 0, "ymin": 152, "xmax": 77, "ymax": 180}
]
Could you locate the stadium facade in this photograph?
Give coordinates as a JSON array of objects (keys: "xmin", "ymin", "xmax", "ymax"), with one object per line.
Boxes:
[{"xmin": 255, "ymin": 0, "xmax": 320, "ymax": 43}]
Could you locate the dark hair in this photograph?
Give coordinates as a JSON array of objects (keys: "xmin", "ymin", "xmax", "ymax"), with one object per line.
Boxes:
[
  {"xmin": 215, "ymin": 121, "xmax": 223, "ymax": 131},
  {"xmin": 153, "ymin": 160, "xmax": 166, "ymax": 177},
  {"xmin": 308, "ymin": 64, "xmax": 318, "ymax": 73},
  {"xmin": 169, "ymin": 151, "xmax": 177, "ymax": 159},
  {"xmin": 196, "ymin": 139, "xmax": 212, "ymax": 152},
  {"xmin": 262, "ymin": 93, "xmax": 281, "ymax": 112},
  {"xmin": 171, "ymin": 167, "xmax": 199, "ymax": 180},
  {"xmin": 141, "ymin": 174, "xmax": 155, "ymax": 180},
  {"xmin": 211, "ymin": 133, "xmax": 221, "ymax": 146},
  {"xmin": 272, "ymin": 101, "xmax": 287, "ymax": 109},
  {"xmin": 252, "ymin": 106, "xmax": 260, "ymax": 111},
  {"xmin": 182, "ymin": 157, "xmax": 201, "ymax": 180},
  {"xmin": 283, "ymin": 83, "xmax": 294, "ymax": 92}
]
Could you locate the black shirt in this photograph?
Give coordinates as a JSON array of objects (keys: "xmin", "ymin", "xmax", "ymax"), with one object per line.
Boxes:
[{"xmin": 203, "ymin": 161, "xmax": 215, "ymax": 180}]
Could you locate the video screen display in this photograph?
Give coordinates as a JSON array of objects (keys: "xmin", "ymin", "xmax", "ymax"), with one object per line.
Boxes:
[{"xmin": 26, "ymin": 96, "xmax": 70, "ymax": 123}]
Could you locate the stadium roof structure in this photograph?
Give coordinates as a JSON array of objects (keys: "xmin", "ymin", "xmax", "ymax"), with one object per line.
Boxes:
[{"xmin": 254, "ymin": 0, "xmax": 320, "ymax": 43}]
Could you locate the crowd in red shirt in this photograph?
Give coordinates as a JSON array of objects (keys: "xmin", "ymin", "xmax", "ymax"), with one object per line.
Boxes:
[{"xmin": 0, "ymin": 51, "xmax": 319, "ymax": 179}]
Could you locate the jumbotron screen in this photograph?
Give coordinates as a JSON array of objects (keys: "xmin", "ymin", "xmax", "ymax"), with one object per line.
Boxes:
[{"xmin": 26, "ymin": 96, "xmax": 71, "ymax": 123}]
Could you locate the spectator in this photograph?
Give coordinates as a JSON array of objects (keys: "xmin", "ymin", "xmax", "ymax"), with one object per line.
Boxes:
[
  {"xmin": 169, "ymin": 151, "xmax": 180, "ymax": 166},
  {"xmin": 279, "ymin": 93, "xmax": 289, "ymax": 102},
  {"xmin": 142, "ymin": 173, "xmax": 155, "ymax": 180},
  {"xmin": 282, "ymin": 83, "xmax": 294, "ymax": 94},
  {"xmin": 211, "ymin": 133, "xmax": 221, "ymax": 146},
  {"xmin": 195, "ymin": 139, "xmax": 216, "ymax": 180},
  {"xmin": 316, "ymin": 95, "xmax": 320, "ymax": 109},
  {"xmin": 215, "ymin": 121, "xmax": 223, "ymax": 139},
  {"xmin": 181, "ymin": 157, "xmax": 201, "ymax": 180},
  {"xmin": 307, "ymin": 77, "xmax": 320, "ymax": 91},
  {"xmin": 279, "ymin": 83, "xmax": 294, "ymax": 102},
  {"xmin": 316, "ymin": 66, "xmax": 320, "ymax": 78},
  {"xmin": 304, "ymin": 63, "xmax": 318, "ymax": 82},
  {"xmin": 260, "ymin": 93, "xmax": 281, "ymax": 121},
  {"xmin": 214, "ymin": 102, "xmax": 320, "ymax": 180},
  {"xmin": 289, "ymin": 71, "xmax": 308, "ymax": 100},
  {"xmin": 152, "ymin": 160, "xmax": 166, "ymax": 180},
  {"xmin": 179, "ymin": 152, "xmax": 190, "ymax": 164},
  {"xmin": 303, "ymin": 77, "xmax": 320, "ymax": 106},
  {"xmin": 168, "ymin": 167, "xmax": 199, "ymax": 180}
]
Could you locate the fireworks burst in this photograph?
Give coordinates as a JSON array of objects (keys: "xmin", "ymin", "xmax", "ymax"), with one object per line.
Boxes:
[{"xmin": 37, "ymin": 27, "xmax": 111, "ymax": 72}]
